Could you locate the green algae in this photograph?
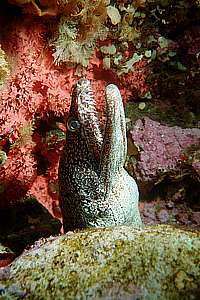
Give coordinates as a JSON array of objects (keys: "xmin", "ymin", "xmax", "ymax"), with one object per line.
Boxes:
[{"xmin": 1, "ymin": 225, "xmax": 200, "ymax": 299}]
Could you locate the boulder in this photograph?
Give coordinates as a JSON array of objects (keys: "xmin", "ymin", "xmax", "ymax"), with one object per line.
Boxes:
[{"xmin": 1, "ymin": 225, "xmax": 200, "ymax": 299}]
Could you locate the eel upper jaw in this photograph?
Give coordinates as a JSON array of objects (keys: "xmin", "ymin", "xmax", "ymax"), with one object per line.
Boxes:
[{"xmin": 76, "ymin": 79, "xmax": 104, "ymax": 163}]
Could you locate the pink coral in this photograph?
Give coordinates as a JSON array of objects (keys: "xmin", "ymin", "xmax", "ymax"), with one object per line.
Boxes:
[
  {"xmin": 29, "ymin": 175, "xmax": 61, "ymax": 219},
  {"xmin": 0, "ymin": 18, "xmax": 128, "ymax": 138},
  {"xmin": 27, "ymin": 130, "xmax": 62, "ymax": 219},
  {"xmin": 130, "ymin": 117, "xmax": 200, "ymax": 185},
  {"xmin": 0, "ymin": 17, "xmax": 73, "ymax": 210},
  {"xmin": 0, "ymin": 145, "xmax": 37, "ymax": 207},
  {"xmin": 121, "ymin": 60, "xmax": 150, "ymax": 99},
  {"xmin": 0, "ymin": 18, "xmax": 73, "ymax": 138}
]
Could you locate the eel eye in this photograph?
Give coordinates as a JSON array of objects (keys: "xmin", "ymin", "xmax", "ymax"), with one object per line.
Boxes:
[{"xmin": 67, "ymin": 118, "xmax": 80, "ymax": 132}]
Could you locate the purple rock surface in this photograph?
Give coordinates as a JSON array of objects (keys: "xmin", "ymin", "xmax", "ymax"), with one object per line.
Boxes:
[{"xmin": 130, "ymin": 117, "xmax": 200, "ymax": 184}]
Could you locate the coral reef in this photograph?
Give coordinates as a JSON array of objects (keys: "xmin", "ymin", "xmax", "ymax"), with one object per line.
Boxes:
[
  {"xmin": 0, "ymin": 4, "xmax": 145, "ymax": 211},
  {"xmin": 0, "ymin": 0, "xmax": 199, "ymax": 224},
  {"xmin": 1, "ymin": 225, "xmax": 200, "ymax": 299},
  {"xmin": 0, "ymin": 14, "xmax": 72, "ymax": 209},
  {"xmin": 0, "ymin": 3, "xmax": 199, "ymax": 292},
  {"xmin": 0, "ymin": 145, "xmax": 37, "ymax": 207},
  {"xmin": 0, "ymin": 18, "xmax": 72, "ymax": 137}
]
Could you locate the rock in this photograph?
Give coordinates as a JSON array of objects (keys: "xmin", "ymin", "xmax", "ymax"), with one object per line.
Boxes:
[
  {"xmin": 0, "ymin": 197, "xmax": 61, "ymax": 255},
  {"xmin": 1, "ymin": 225, "xmax": 200, "ymax": 300},
  {"xmin": 142, "ymin": 204, "xmax": 157, "ymax": 224},
  {"xmin": 176, "ymin": 212, "xmax": 189, "ymax": 225},
  {"xmin": 130, "ymin": 117, "xmax": 200, "ymax": 186},
  {"xmin": 156, "ymin": 209, "xmax": 170, "ymax": 223},
  {"xmin": 191, "ymin": 212, "xmax": 200, "ymax": 225}
]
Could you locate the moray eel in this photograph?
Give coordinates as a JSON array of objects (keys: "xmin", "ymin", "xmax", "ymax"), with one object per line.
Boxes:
[{"xmin": 59, "ymin": 79, "xmax": 142, "ymax": 232}]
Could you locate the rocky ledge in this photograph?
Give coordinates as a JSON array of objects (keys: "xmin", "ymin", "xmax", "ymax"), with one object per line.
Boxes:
[{"xmin": 0, "ymin": 225, "xmax": 200, "ymax": 300}]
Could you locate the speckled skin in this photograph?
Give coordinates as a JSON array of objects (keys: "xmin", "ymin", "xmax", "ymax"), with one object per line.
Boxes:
[{"xmin": 59, "ymin": 79, "xmax": 142, "ymax": 232}]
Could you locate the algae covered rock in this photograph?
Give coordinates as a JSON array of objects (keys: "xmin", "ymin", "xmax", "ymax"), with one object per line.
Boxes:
[{"xmin": 1, "ymin": 225, "xmax": 200, "ymax": 299}]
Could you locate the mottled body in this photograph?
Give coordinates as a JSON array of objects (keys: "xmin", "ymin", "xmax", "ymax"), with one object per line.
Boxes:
[{"xmin": 59, "ymin": 79, "xmax": 142, "ymax": 231}]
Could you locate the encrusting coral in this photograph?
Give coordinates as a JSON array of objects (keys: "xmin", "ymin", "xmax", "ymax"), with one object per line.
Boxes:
[
  {"xmin": 0, "ymin": 145, "xmax": 37, "ymax": 208},
  {"xmin": 130, "ymin": 117, "xmax": 200, "ymax": 184},
  {"xmin": 0, "ymin": 16, "xmax": 72, "ymax": 209},
  {"xmin": 0, "ymin": 18, "xmax": 71, "ymax": 138}
]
